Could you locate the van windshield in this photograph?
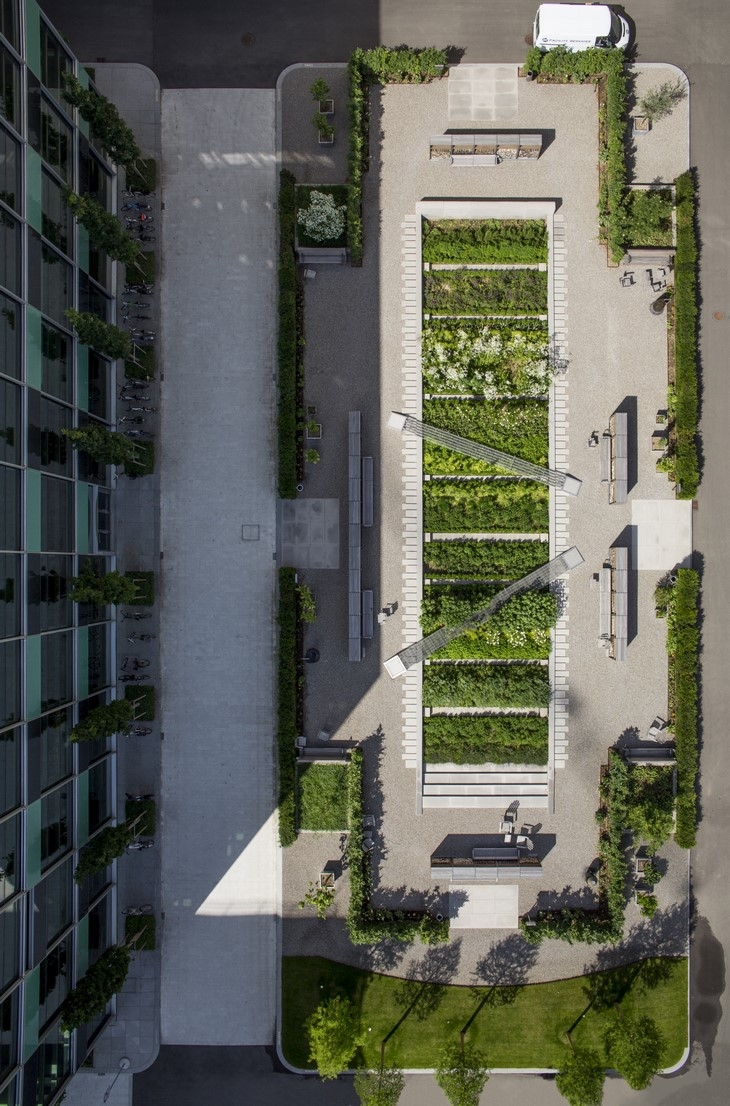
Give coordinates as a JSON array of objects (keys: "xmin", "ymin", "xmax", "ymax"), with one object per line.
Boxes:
[{"xmin": 610, "ymin": 12, "xmax": 623, "ymax": 42}]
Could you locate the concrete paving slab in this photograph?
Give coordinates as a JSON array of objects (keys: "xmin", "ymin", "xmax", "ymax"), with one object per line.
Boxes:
[
  {"xmin": 278, "ymin": 498, "xmax": 340, "ymax": 569},
  {"xmin": 632, "ymin": 499, "xmax": 694, "ymax": 569},
  {"xmin": 449, "ymin": 884, "xmax": 519, "ymax": 929}
]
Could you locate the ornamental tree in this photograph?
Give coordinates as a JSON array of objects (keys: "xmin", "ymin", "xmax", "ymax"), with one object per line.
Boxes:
[
  {"xmin": 555, "ymin": 1048, "xmax": 605, "ymax": 1106},
  {"xmin": 639, "ymin": 79, "xmax": 687, "ymax": 123},
  {"xmin": 69, "ymin": 700, "xmax": 135, "ymax": 743},
  {"xmin": 434, "ymin": 1043, "xmax": 489, "ymax": 1106},
  {"xmin": 65, "ymin": 309, "xmax": 132, "ymax": 359},
  {"xmin": 297, "ymin": 190, "xmax": 345, "ymax": 242},
  {"xmin": 60, "ymin": 946, "xmax": 131, "ymax": 1031},
  {"xmin": 70, "ymin": 563, "xmax": 139, "ymax": 606},
  {"xmin": 63, "ymin": 425, "xmax": 136, "ymax": 467},
  {"xmin": 605, "ymin": 1011, "xmax": 665, "ymax": 1091},
  {"xmin": 354, "ymin": 1064, "xmax": 405, "ymax": 1106},
  {"xmin": 63, "ymin": 188, "xmax": 142, "ymax": 265},
  {"xmin": 73, "ymin": 823, "xmax": 135, "ymax": 885},
  {"xmin": 62, "ymin": 73, "xmax": 141, "ymax": 169},
  {"xmin": 305, "ymin": 995, "xmax": 362, "ymax": 1080}
]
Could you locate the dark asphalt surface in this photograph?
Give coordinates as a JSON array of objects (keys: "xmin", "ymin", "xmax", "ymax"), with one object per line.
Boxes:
[{"xmin": 40, "ymin": 1, "xmax": 730, "ymax": 1103}]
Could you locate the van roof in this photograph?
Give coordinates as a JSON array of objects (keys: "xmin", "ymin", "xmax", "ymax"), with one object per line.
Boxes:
[{"xmin": 537, "ymin": 3, "xmax": 612, "ymax": 39}]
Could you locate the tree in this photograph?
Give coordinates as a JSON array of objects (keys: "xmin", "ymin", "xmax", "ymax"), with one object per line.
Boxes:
[
  {"xmin": 70, "ymin": 562, "xmax": 139, "ymax": 606},
  {"xmin": 305, "ymin": 995, "xmax": 362, "ymax": 1080},
  {"xmin": 60, "ymin": 945, "xmax": 131, "ymax": 1031},
  {"xmin": 63, "ymin": 425, "xmax": 136, "ymax": 467},
  {"xmin": 69, "ymin": 699, "xmax": 135, "ymax": 743},
  {"xmin": 63, "ymin": 188, "xmax": 142, "ymax": 265},
  {"xmin": 354, "ymin": 1064, "xmax": 405, "ymax": 1106},
  {"xmin": 62, "ymin": 73, "xmax": 141, "ymax": 169},
  {"xmin": 298, "ymin": 190, "xmax": 344, "ymax": 241},
  {"xmin": 310, "ymin": 77, "xmax": 330, "ymax": 103},
  {"xmin": 555, "ymin": 1048, "xmax": 605, "ymax": 1106},
  {"xmin": 434, "ymin": 1043, "xmax": 489, "ymax": 1106},
  {"xmin": 65, "ymin": 309, "xmax": 132, "ymax": 359},
  {"xmin": 73, "ymin": 823, "xmax": 135, "ymax": 885},
  {"xmin": 297, "ymin": 881, "xmax": 334, "ymax": 919},
  {"xmin": 639, "ymin": 79, "xmax": 687, "ymax": 123},
  {"xmin": 605, "ymin": 1011, "xmax": 665, "ymax": 1091}
]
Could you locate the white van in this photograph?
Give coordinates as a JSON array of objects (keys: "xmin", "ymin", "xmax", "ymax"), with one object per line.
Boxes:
[{"xmin": 533, "ymin": 4, "xmax": 630, "ymax": 52}]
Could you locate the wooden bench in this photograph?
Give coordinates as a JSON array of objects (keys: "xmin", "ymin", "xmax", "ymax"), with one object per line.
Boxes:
[
  {"xmin": 429, "ymin": 133, "xmax": 543, "ymax": 161},
  {"xmin": 362, "ymin": 455, "xmax": 373, "ymax": 526},
  {"xmin": 297, "ymin": 247, "xmax": 348, "ymax": 265},
  {"xmin": 362, "ymin": 589, "xmax": 374, "ymax": 640},
  {"xmin": 622, "ymin": 248, "xmax": 675, "ymax": 268},
  {"xmin": 609, "ymin": 412, "xmax": 628, "ymax": 505},
  {"xmin": 599, "ymin": 432, "xmax": 611, "ymax": 484},
  {"xmin": 450, "ymin": 153, "xmax": 499, "ymax": 167}
]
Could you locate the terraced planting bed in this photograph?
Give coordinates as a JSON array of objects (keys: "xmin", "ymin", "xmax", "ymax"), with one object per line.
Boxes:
[{"xmin": 421, "ymin": 216, "xmax": 554, "ymax": 773}]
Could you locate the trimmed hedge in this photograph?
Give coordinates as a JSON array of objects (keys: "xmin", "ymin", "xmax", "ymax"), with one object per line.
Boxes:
[
  {"xmin": 347, "ymin": 47, "xmax": 447, "ymax": 261},
  {"xmin": 424, "ymin": 539, "xmax": 549, "ymax": 580},
  {"xmin": 125, "ymin": 345, "xmax": 155, "ymax": 381},
  {"xmin": 423, "ymin": 268, "xmax": 547, "ymax": 316},
  {"xmin": 672, "ymin": 171, "xmax": 699, "ymax": 499},
  {"xmin": 423, "ymin": 398, "xmax": 548, "ymax": 473},
  {"xmin": 277, "ymin": 568, "xmax": 299, "ymax": 846},
  {"xmin": 277, "ymin": 170, "xmax": 299, "ymax": 498},
  {"xmin": 125, "ymin": 799, "xmax": 156, "ymax": 837},
  {"xmin": 423, "ymin": 662, "xmax": 549, "ymax": 709},
  {"xmin": 347, "ymin": 749, "xmax": 449, "ymax": 945},
  {"xmin": 424, "ymin": 479, "xmax": 549, "ymax": 533},
  {"xmin": 666, "ymin": 568, "xmax": 699, "ymax": 847},
  {"xmin": 422, "ymin": 219, "xmax": 548, "ymax": 264},
  {"xmin": 424, "ymin": 714, "xmax": 548, "ymax": 765}
]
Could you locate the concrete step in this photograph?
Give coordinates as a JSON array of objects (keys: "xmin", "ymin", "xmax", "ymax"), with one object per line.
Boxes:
[
  {"xmin": 423, "ymin": 782, "xmax": 549, "ymax": 797},
  {"xmin": 424, "ymin": 769, "xmax": 547, "ymax": 785},
  {"xmin": 423, "ymin": 794, "xmax": 550, "ymax": 810}
]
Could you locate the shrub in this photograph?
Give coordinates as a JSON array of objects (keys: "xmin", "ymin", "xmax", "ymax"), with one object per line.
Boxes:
[
  {"xmin": 422, "ymin": 218, "xmax": 548, "ymax": 264},
  {"xmin": 673, "ymin": 171, "xmax": 699, "ymax": 498},
  {"xmin": 626, "ymin": 765, "xmax": 675, "ymax": 849},
  {"xmin": 624, "ymin": 188, "xmax": 673, "ymax": 248},
  {"xmin": 310, "ymin": 77, "xmax": 330, "ymax": 103},
  {"xmin": 70, "ymin": 699, "xmax": 134, "ymax": 742},
  {"xmin": 424, "ymin": 714, "xmax": 548, "ymax": 765},
  {"xmin": 125, "ymin": 344, "xmax": 155, "ymax": 381},
  {"xmin": 125, "ymin": 799, "xmax": 156, "ymax": 837},
  {"xmin": 423, "ymin": 479, "xmax": 549, "ymax": 533},
  {"xmin": 555, "ymin": 1049, "xmax": 605, "ymax": 1106},
  {"xmin": 423, "ymin": 661, "xmax": 549, "ymax": 708},
  {"xmin": 125, "ymin": 156, "xmax": 157, "ymax": 194},
  {"xmin": 62, "ymin": 73, "xmax": 140, "ymax": 170},
  {"xmin": 306, "ymin": 995, "xmax": 362, "ymax": 1080},
  {"xmin": 65, "ymin": 310, "xmax": 131, "ymax": 360},
  {"xmin": 277, "ymin": 568, "xmax": 299, "ymax": 846},
  {"xmin": 423, "ymin": 399, "xmax": 548, "ymax": 472},
  {"xmin": 423, "ymin": 268, "xmax": 548, "ymax": 316},
  {"xmin": 126, "ymin": 439, "xmax": 155, "ymax": 476},
  {"xmin": 126, "ymin": 570, "xmax": 154, "ymax": 605},
  {"xmin": 421, "ymin": 317, "xmax": 550, "ymax": 396},
  {"xmin": 424, "ymin": 539, "xmax": 549, "ymax": 580},
  {"xmin": 74, "ymin": 824, "xmax": 135, "ymax": 886},
  {"xmin": 59, "ymin": 946, "xmax": 131, "ymax": 1031},
  {"xmin": 604, "ymin": 1011, "xmax": 664, "ymax": 1090},
  {"xmin": 296, "ymin": 184, "xmax": 348, "ymax": 247},
  {"xmin": 422, "ymin": 586, "xmax": 558, "ymax": 662},
  {"xmin": 666, "ymin": 568, "xmax": 699, "ymax": 846},
  {"xmin": 277, "ymin": 170, "xmax": 300, "ymax": 498},
  {"xmin": 638, "ymin": 893, "xmax": 659, "ymax": 919}
]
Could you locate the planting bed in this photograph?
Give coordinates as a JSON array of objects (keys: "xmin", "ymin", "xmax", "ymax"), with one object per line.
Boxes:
[
  {"xmin": 422, "ymin": 317, "xmax": 550, "ymax": 396},
  {"xmin": 422, "ymin": 218, "xmax": 548, "ymax": 264},
  {"xmin": 424, "ymin": 539, "xmax": 549, "ymax": 580},
  {"xmin": 423, "ymin": 268, "xmax": 547, "ymax": 316}
]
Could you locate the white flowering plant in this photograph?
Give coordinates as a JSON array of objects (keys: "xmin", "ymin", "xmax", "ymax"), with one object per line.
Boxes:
[{"xmin": 297, "ymin": 190, "xmax": 346, "ymax": 243}]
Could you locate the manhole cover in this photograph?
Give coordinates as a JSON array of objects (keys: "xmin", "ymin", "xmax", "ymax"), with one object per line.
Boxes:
[
  {"xmin": 241, "ymin": 32, "xmax": 256, "ymax": 46},
  {"xmin": 713, "ymin": 311, "xmax": 725, "ymax": 320}
]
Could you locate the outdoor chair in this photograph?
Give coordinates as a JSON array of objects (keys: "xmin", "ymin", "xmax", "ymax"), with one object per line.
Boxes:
[
  {"xmin": 516, "ymin": 836, "xmax": 534, "ymax": 852},
  {"xmin": 620, "ymin": 271, "xmax": 635, "ymax": 287},
  {"xmin": 499, "ymin": 820, "xmax": 514, "ymax": 834},
  {"xmin": 303, "ymin": 268, "xmax": 316, "ymax": 280},
  {"xmin": 520, "ymin": 824, "xmax": 536, "ymax": 836},
  {"xmin": 363, "ymin": 832, "xmax": 375, "ymax": 852},
  {"xmin": 647, "ymin": 716, "xmax": 667, "ymax": 739},
  {"xmin": 362, "ymin": 815, "xmax": 375, "ymax": 829}
]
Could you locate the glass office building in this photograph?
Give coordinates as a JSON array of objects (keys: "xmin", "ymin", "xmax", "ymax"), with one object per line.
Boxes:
[{"xmin": 1, "ymin": 2, "xmax": 120, "ymax": 1101}]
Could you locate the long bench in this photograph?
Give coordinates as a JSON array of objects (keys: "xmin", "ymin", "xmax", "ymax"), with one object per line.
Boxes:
[
  {"xmin": 362, "ymin": 589, "xmax": 374, "ymax": 640},
  {"xmin": 429, "ymin": 133, "xmax": 543, "ymax": 161},
  {"xmin": 348, "ymin": 412, "xmax": 362, "ymax": 661},
  {"xmin": 611, "ymin": 546, "xmax": 628, "ymax": 661},
  {"xmin": 297, "ymin": 247, "xmax": 348, "ymax": 265},
  {"xmin": 430, "ymin": 862, "xmax": 542, "ymax": 881},
  {"xmin": 621, "ymin": 247, "xmax": 675, "ymax": 267},
  {"xmin": 472, "ymin": 847, "xmax": 520, "ymax": 860},
  {"xmin": 599, "ymin": 566, "xmax": 612, "ymax": 641},
  {"xmin": 449, "ymin": 153, "xmax": 499, "ymax": 167},
  {"xmin": 362, "ymin": 455, "xmax": 373, "ymax": 526},
  {"xmin": 609, "ymin": 412, "xmax": 628, "ymax": 504},
  {"xmin": 624, "ymin": 747, "xmax": 675, "ymax": 765}
]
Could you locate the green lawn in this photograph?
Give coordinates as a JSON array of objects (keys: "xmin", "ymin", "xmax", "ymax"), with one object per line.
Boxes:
[
  {"xmin": 298, "ymin": 763, "xmax": 349, "ymax": 831},
  {"xmin": 282, "ymin": 956, "xmax": 687, "ymax": 1071}
]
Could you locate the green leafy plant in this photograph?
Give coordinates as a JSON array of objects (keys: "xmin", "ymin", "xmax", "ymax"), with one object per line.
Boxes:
[
  {"xmin": 354, "ymin": 1064, "xmax": 405, "ymax": 1106},
  {"xmin": 423, "ymin": 218, "xmax": 547, "ymax": 264},
  {"xmin": 642, "ymin": 860, "xmax": 663, "ymax": 885},
  {"xmin": 310, "ymin": 77, "xmax": 331, "ymax": 103},
  {"xmin": 424, "ymin": 714, "xmax": 548, "ymax": 766},
  {"xmin": 65, "ymin": 309, "xmax": 132, "ymax": 360},
  {"xmin": 423, "ymin": 398, "xmax": 548, "ymax": 472},
  {"xmin": 62, "ymin": 73, "xmax": 140, "ymax": 169},
  {"xmin": 639, "ymin": 79, "xmax": 687, "ymax": 123},
  {"xmin": 298, "ymin": 881, "xmax": 336, "ymax": 920},
  {"xmin": 63, "ymin": 188, "xmax": 142, "ymax": 264},
  {"xmin": 312, "ymin": 112, "xmax": 334, "ymax": 140},
  {"xmin": 626, "ymin": 765, "xmax": 675, "ymax": 849},
  {"xmin": 424, "ymin": 538, "xmax": 549, "ymax": 581},
  {"xmin": 422, "ymin": 317, "xmax": 551, "ymax": 397},
  {"xmin": 63, "ymin": 425, "xmax": 147, "ymax": 471},
  {"xmin": 74, "ymin": 824, "xmax": 135, "ymax": 886},
  {"xmin": 624, "ymin": 189, "xmax": 673, "ymax": 248},
  {"xmin": 125, "ymin": 684, "xmax": 155, "ymax": 721},
  {"xmin": 59, "ymin": 946, "xmax": 131, "ymax": 1031},
  {"xmin": 306, "ymin": 995, "xmax": 362, "ymax": 1080},
  {"xmin": 666, "ymin": 568, "xmax": 699, "ymax": 846},
  {"xmin": 69, "ymin": 699, "xmax": 134, "ymax": 742},
  {"xmin": 638, "ymin": 893, "xmax": 659, "ymax": 918},
  {"xmin": 434, "ymin": 1043, "xmax": 489, "ymax": 1106},
  {"xmin": 298, "ymin": 189, "xmax": 345, "ymax": 241},
  {"xmin": 604, "ymin": 1011, "xmax": 664, "ymax": 1090},
  {"xmin": 125, "ymin": 912, "xmax": 156, "ymax": 950},
  {"xmin": 125, "ymin": 157, "xmax": 156, "ymax": 194},
  {"xmin": 305, "ymin": 448, "xmax": 320, "ymax": 464},
  {"xmin": 297, "ymin": 582, "xmax": 317, "ymax": 622},
  {"xmin": 673, "ymin": 171, "xmax": 699, "ymax": 498},
  {"xmin": 424, "ymin": 268, "xmax": 548, "ymax": 316},
  {"xmin": 70, "ymin": 563, "xmax": 139, "ymax": 606},
  {"xmin": 423, "ymin": 479, "xmax": 549, "ymax": 534},
  {"xmin": 125, "ymin": 799, "xmax": 156, "ymax": 837},
  {"xmin": 555, "ymin": 1048, "xmax": 605, "ymax": 1106},
  {"xmin": 277, "ymin": 568, "xmax": 299, "ymax": 846},
  {"xmin": 298, "ymin": 763, "xmax": 349, "ymax": 830},
  {"xmin": 423, "ymin": 662, "xmax": 549, "ymax": 709}
]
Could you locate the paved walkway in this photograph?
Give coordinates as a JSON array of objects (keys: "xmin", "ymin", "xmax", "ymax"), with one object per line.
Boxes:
[{"xmin": 158, "ymin": 89, "xmax": 279, "ymax": 1044}]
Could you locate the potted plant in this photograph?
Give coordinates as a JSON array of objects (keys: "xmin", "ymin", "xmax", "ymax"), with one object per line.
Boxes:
[
  {"xmin": 306, "ymin": 419, "xmax": 322, "ymax": 439},
  {"xmin": 310, "ymin": 77, "xmax": 334, "ymax": 115},
  {"xmin": 312, "ymin": 112, "xmax": 334, "ymax": 145},
  {"xmin": 305, "ymin": 448, "xmax": 320, "ymax": 464}
]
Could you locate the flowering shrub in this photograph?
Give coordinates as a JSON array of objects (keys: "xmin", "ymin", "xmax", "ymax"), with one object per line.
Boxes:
[
  {"xmin": 422, "ymin": 318, "xmax": 551, "ymax": 396},
  {"xmin": 297, "ymin": 190, "xmax": 346, "ymax": 243}
]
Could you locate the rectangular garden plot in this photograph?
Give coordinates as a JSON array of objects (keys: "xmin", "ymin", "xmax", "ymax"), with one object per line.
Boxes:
[
  {"xmin": 422, "ymin": 219, "xmax": 548, "ymax": 264},
  {"xmin": 423, "ymin": 662, "xmax": 549, "ymax": 709},
  {"xmin": 424, "ymin": 479, "xmax": 549, "ymax": 533},
  {"xmin": 297, "ymin": 763, "xmax": 349, "ymax": 831},
  {"xmin": 423, "ymin": 398, "xmax": 548, "ymax": 475},
  {"xmin": 424, "ymin": 714, "xmax": 548, "ymax": 766},
  {"xmin": 424, "ymin": 539, "xmax": 549, "ymax": 580},
  {"xmin": 423, "ymin": 268, "xmax": 548, "ymax": 316},
  {"xmin": 421, "ymin": 317, "xmax": 550, "ymax": 396}
]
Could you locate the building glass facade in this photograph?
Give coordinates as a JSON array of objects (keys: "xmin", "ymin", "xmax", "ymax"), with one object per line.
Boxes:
[{"xmin": 0, "ymin": 3, "xmax": 119, "ymax": 1102}]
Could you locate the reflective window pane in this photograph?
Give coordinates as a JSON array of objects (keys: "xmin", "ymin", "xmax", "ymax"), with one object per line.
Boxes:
[
  {"xmin": 41, "ymin": 475, "xmax": 73, "ymax": 552},
  {"xmin": 40, "ymin": 631, "xmax": 72, "ymax": 713},
  {"xmin": 37, "ymin": 933, "xmax": 70, "ymax": 1032},
  {"xmin": 0, "ymin": 466, "xmax": 20, "ymax": 549},
  {"xmin": 0, "ymin": 208, "xmax": 19, "ymax": 295},
  {"xmin": 0, "ymin": 123, "xmax": 19, "ymax": 211},
  {"xmin": 40, "ymin": 782, "xmax": 71, "ymax": 870},
  {"xmin": 0, "ymin": 812, "xmax": 19, "ymax": 903},
  {"xmin": 0, "ymin": 378, "xmax": 19, "ymax": 464},
  {"xmin": 87, "ymin": 758, "xmax": 111, "ymax": 835},
  {"xmin": 40, "ymin": 23, "xmax": 72, "ymax": 106},
  {"xmin": 27, "ymin": 391, "xmax": 72, "ymax": 477},
  {"xmin": 0, "ymin": 1, "xmax": 19, "ymax": 51},
  {"xmin": 76, "ymin": 695, "xmax": 110, "ymax": 773},
  {"xmin": 27, "ymin": 554, "xmax": 72, "ymax": 634},
  {"xmin": 78, "ymin": 271, "xmax": 110, "ymax": 322},
  {"xmin": 27, "ymin": 230, "xmax": 72, "ymax": 326},
  {"xmin": 39, "ymin": 99, "xmax": 71, "ymax": 181},
  {"xmin": 0, "ymin": 724, "xmax": 19, "ymax": 813},
  {"xmin": 0, "ymin": 554, "xmax": 20, "ymax": 638},
  {"xmin": 0, "ymin": 45, "xmax": 18, "ymax": 131},
  {"xmin": 30, "ymin": 859, "xmax": 72, "ymax": 967},
  {"xmin": 0, "ymin": 291, "xmax": 19, "ymax": 379},
  {"xmin": 23, "ymin": 1020, "xmax": 71, "ymax": 1106},
  {"xmin": 0, "ymin": 640, "xmax": 19, "ymax": 728},
  {"xmin": 85, "ymin": 891, "xmax": 111, "ymax": 970},
  {"xmin": 0, "ymin": 986, "xmax": 18, "ymax": 1086},
  {"xmin": 0, "ymin": 900, "xmax": 19, "ymax": 992},
  {"xmin": 41, "ymin": 170, "xmax": 71, "ymax": 257},
  {"xmin": 87, "ymin": 623, "xmax": 109, "ymax": 695},
  {"xmin": 41, "ymin": 321, "xmax": 70, "ymax": 402},
  {"xmin": 27, "ymin": 708, "xmax": 72, "ymax": 800},
  {"xmin": 87, "ymin": 351, "xmax": 110, "ymax": 420}
]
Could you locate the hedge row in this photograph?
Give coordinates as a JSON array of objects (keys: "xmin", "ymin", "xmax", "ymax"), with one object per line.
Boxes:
[
  {"xmin": 423, "ymin": 662, "xmax": 549, "ymax": 708},
  {"xmin": 424, "ymin": 539, "xmax": 549, "ymax": 580},
  {"xmin": 423, "ymin": 268, "xmax": 548, "ymax": 316},
  {"xmin": 424, "ymin": 714, "xmax": 548, "ymax": 765},
  {"xmin": 422, "ymin": 218, "xmax": 548, "ymax": 264},
  {"xmin": 424, "ymin": 479, "xmax": 549, "ymax": 533},
  {"xmin": 666, "ymin": 568, "xmax": 699, "ymax": 847},
  {"xmin": 277, "ymin": 170, "xmax": 299, "ymax": 498},
  {"xmin": 347, "ymin": 47, "xmax": 448, "ymax": 261},
  {"xmin": 672, "ymin": 171, "xmax": 700, "ymax": 499},
  {"xmin": 277, "ymin": 568, "xmax": 299, "ymax": 846},
  {"xmin": 523, "ymin": 46, "xmax": 629, "ymax": 260},
  {"xmin": 347, "ymin": 749, "xmax": 449, "ymax": 944},
  {"xmin": 423, "ymin": 397, "xmax": 549, "ymax": 472}
]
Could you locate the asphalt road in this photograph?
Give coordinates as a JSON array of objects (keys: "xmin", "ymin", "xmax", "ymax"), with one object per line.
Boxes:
[{"xmin": 41, "ymin": 1, "xmax": 730, "ymax": 1102}]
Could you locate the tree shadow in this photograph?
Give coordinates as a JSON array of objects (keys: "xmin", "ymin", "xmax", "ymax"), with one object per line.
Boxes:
[
  {"xmin": 462, "ymin": 934, "xmax": 540, "ymax": 1034},
  {"xmin": 384, "ymin": 942, "xmax": 462, "ymax": 1042}
]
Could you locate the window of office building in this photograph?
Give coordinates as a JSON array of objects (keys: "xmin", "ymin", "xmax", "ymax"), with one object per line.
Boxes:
[
  {"xmin": 75, "ymin": 416, "xmax": 109, "ymax": 487},
  {"xmin": 75, "ymin": 696, "xmax": 110, "ymax": 774},
  {"xmin": 87, "ymin": 759, "xmax": 111, "ymax": 835},
  {"xmin": 0, "ymin": 1, "xmax": 19, "ymax": 51},
  {"xmin": 85, "ymin": 893, "xmax": 111, "ymax": 971},
  {"xmin": 27, "ymin": 231, "xmax": 72, "ymax": 327},
  {"xmin": 0, "ymin": 554, "xmax": 20, "ymax": 639},
  {"xmin": 27, "ymin": 392, "xmax": 72, "ymax": 477},
  {"xmin": 27, "ymin": 555, "xmax": 72, "ymax": 635},
  {"xmin": 0, "ymin": 641, "xmax": 19, "ymax": 729},
  {"xmin": 0, "ymin": 987, "xmax": 18, "ymax": 1088},
  {"xmin": 41, "ymin": 171, "xmax": 71, "ymax": 258},
  {"xmin": 0, "ymin": 379, "xmax": 20, "ymax": 465},
  {"xmin": 41, "ymin": 475, "xmax": 73, "ymax": 553},
  {"xmin": 0, "ymin": 466, "xmax": 20, "ymax": 550},
  {"xmin": 23, "ymin": 1021, "xmax": 71, "ymax": 1106},
  {"xmin": 0, "ymin": 811, "xmax": 19, "ymax": 904},
  {"xmin": 0, "ymin": 725, "xmax": 19, "ymax": 814},
  {"xmin": 27, "ymin": 708, "xmax": 72, "ymax": 800},
  {"xmin": 87, "ymin": 352, "xmax": 110, "ymax": 421},
  {"xmin": 0, "ymin": 45, "xmax": 18, "ymax": 132},
  {"xmin": 29, "ymin": 859, "xmax": 72, "ymax": 968},
  {"xmin": 37, "ymin": 933, "xmax": 71, "ymax": 1032},
  {"xmin": 78, "ymin": 271, "xmax": 110, "ymax": 321},
  {"xmin": 39, "ymin": 98, "xmax": 71, "ymax": 182},
  {"xmin": 41, "ymin": 321, "xmax": 70, "ymax": 403},
  {"xmin": 40, "ymin": 24, "xmax": 72, "ymax": 107},
  {"xmin": 0, "ymin": 291, "xmax": 19, "ymax": 380},
  {"xmin": 0, "ymin": 899, "xmax": 19, "ymax": 996},
  {"xmin": 0, "ymin": 208, "xmax": 20, "ymax": 296},
  {"xmin": 86, "ymin": 624, "xmax": 109, "ymax": 696},
  {"xmin": 78, "ymin": 138, "xmax": 112, "ymax": 212},
  {"xmin": 40, "ymin": 631, "xmax": 72, "ymax": 714},
  {"xmin": 0, "ymin": 124, "xmax": 19, "ymax": 211},
  {"xmin": 40, "ymin": 783, "xmax": 71, "ymax": 871}
]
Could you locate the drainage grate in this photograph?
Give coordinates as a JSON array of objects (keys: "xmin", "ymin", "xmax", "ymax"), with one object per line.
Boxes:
[{"xmin": 241, "ymin": 525, "xmax": 260, "ymax": 541}]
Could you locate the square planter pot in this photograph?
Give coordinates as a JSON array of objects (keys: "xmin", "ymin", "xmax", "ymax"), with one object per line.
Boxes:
[
  {"xmin": 319, "ymin": 99, "xmax": 334, "ymax": 115},
  {"xmin": 632, "ymin": 115, "xmax": 651, "ymax": 135},
  {"xmin": 318, "ymin": 133, "xmax": 334, "ymax": 145},
  {"xmin": 307, "ymin": 423, "xmax": 322, "ymax": 440}
]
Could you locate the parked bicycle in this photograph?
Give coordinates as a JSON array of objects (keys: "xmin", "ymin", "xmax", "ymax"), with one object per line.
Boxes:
[
  {"xmin": 128, "ymin": 329, "xmax": 156, "ymax": 339},
  {"xmin": 123, "ymin": 314, "xmax": 153, "ymax": 322},
  {"xmin": 126, "ymin": 839, "xmax": 154, "ymax": 850},
  {"xmin": 124, "ymin": 376, "xmax": 153, "ymax": 387},
  {"xmin": 122, "ymin": 903, "xmax": 153, "ymax": 915},
  {"xmin": 126, "ymin": 792, "xmax": 154, "ymax": 802},
  {"xmin": 124, "ymin": 283, "xmax": 154, "ymax": 295},
  {"xmin": 123, "ymin": 189, "xmax": 156, "ymax": 198},
  {"xmin": 121, "ymin": 610, "xmax": 152, "ymax": 620},
  {"xmin": 118, "ymin": 416, "xmax": 147, "ymax": 424},
  {"xmin": 124, "ymin": 215, "xmax": 155, "ymax": 228},
  {"xmin": 125, "ymin": 406, "xmax": 157, "ymax": 413},
  {"xmin": 121, "ymin": 201, "xmax": 153, "ymax": 211},
  {"xmin": 121, "ymin": 299, "xmax": 151, "ymax": 309},
  {"xmin": 120, "ymin": 391, "xmax": 152, "ymax": 401},
  {"xmin": 130, "ymin": 232, "xmax": 156, "ymax": 242},
  {"xmin": 127, "ymin": 727, "xmax": 153, "ymax": 736},
  {"xmin": 127, "ymin": 632, "xmax": 155, "ymax": 642},
  {"xmin": 119, "ymin": 673, "xmax": 151, "ymax": 683},
  {"xmin": 124, "ymin": 429, "xmax": 153, "ymax": 439},
  {"xmin": 122, "ymin": 657, "xmax": 150, "ymax": 670}
]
